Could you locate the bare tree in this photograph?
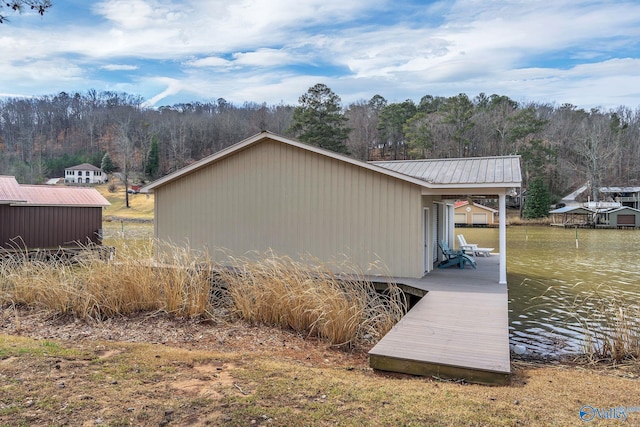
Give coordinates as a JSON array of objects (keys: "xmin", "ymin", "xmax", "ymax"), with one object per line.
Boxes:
[
  {"xmin": 574, "ymin": 112, "xmax": 620, "ymax": 201},
  {"xmin": 345, "ymin": 95, "xmax": 386, "ymax": 161},
  {"xmin": 0, "ymin": 0, "xmax": 51, "ymax": 23}
]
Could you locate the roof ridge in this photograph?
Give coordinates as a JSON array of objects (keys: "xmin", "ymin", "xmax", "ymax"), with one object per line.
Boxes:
[{"xmin": 371, "ymin": 155, "xmax": 521, "ymax": 164}]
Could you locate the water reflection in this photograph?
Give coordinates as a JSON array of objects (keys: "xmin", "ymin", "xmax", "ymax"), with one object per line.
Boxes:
[{"xmin": 457, "ymin": 226, "xmax": 640, "ymax": 357}]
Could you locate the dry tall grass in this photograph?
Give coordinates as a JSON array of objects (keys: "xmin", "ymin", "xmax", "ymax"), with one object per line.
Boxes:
[
  {"xmin": 218, "ymin": 252, "xmax": 406, "ymax": 348},
  {"xmin": 507, "ymin": 216, "xmax": 553, "ymax": 226},
  {"xmin": 568, "ymin": 286, "xmax": 640, "ymax": 362},
  {"xmin": 536, "ymin": 282, "xmax": 640, "ymax": 362},
  {"xmin": 0, "ymin": 239, "xmax": 215, "ymax": 320},
  {"xmin": 0, "ymin": 242, "xmax": 406, "ymax": 348}
]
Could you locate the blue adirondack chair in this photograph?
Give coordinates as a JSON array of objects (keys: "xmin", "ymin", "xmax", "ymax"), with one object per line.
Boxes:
[{"xmin": 438, "ymin": 240, "xmax": 477, "ymax": 269}]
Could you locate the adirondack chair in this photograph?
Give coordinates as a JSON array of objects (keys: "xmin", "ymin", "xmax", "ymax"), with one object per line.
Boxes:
[
  {"xmin": 438, "ymin": 240, "xmax": 477, "ymax": 269},
  {"xmin": 457, "ymin": 234, "xmax": 494, "ymax": 257}
]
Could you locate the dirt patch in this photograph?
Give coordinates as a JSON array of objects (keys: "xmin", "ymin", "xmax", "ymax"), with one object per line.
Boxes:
[
  {"xmin": 0, "ymin": 307, "xmax": 368, "ymax": 368},
  {"xmin": 171, "ymin": 378, "xmax": 222, "ymax": 398},
  {"xmin": 171, "ymin": 362, "xmax": 236, "ymax": 399},
  {"xmin": 95, "ymin": 348, "xmax": 122, "ymax": 359},
  {"xmin": 0, "ymin": 307, "xmax": 368, "ymax": 426}
]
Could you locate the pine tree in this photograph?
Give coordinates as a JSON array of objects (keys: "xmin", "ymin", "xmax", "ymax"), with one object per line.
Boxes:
[
  {"xmin": 523, "ymin": 177, "xmax": 551, "ymax": 219},
  {"xmin": 288, "ymin": 83, "xmax": 350, "ymax": 154},
  {"xmin": 100, "ymin": 151, "xmax": 114, "ymax": 173},
  {"xmin": 145, "ymin": 137, "xmax": 160, "ymax": 179}
]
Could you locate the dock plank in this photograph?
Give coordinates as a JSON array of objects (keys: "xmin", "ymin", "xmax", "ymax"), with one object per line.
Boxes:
[{"xmin": 369, "ymin": 256, "xmax": 510, "ymax": 384}]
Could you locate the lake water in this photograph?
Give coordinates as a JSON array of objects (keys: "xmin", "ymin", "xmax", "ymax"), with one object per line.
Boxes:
[{"xmin": 458, "ymin": 226, "xmax": 640, "ymax": 357}]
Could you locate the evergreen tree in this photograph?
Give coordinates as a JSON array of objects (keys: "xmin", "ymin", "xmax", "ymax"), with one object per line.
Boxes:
[
  {"xmin": 145, "ymin": 136, "xmax": 160, "ymax": 179},
  {"xmin": 100, "ymin": 151, "xmax": 114, "ymax": 173},
  {"xmin": 523, "ymin": 177, "xmax": 551, "ymax": 219},
  {"xmin": 288, "ymin": 83, "xmax": 350, "ymax": 154},
  {"xmin": 377, "ymin": 100, "xmax": 417, "ymax": 160}
]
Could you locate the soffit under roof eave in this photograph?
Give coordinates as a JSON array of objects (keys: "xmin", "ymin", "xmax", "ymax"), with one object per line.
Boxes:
[{"xmin": 421, "ymin": 185, "xmax": 521, "ymax": 195}]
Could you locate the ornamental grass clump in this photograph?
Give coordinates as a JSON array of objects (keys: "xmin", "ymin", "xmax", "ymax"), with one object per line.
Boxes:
[
  {"xmin": 1, "ymin": 240, "xmax": 406, "ymax": 349},
  {"xmin": 219, "ymin": 251, "xmax": 407, "ymax": 348},
  {"xmin": 0, "ymin": 239, "xmax": 218, "ymax": 321}
]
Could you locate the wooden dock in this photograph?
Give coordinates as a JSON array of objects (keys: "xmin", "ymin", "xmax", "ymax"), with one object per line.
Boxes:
[{"xmin": 368, "ymin": 256, "xmax": 510, "ymax": 385}]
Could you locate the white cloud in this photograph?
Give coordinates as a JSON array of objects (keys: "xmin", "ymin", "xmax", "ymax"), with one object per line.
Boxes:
[
  {"xmin": 232, "ymin": 49, "xmax": 298, "ymax": 67},
  {"xmin": 101, "ymin": 64, "xmax": 139, "ymax": 71},
  {"xmin": 143, "ymin": 78, "xmax": 186, "ymax": 106},
  {"xmin": 93, "ymin": 0, "xmax": 184, "ymax": 30},
  {"xmin": 186, "ymin": 56, "xmax": 233, "ymax": 68},
  {"xmin": 1, "ymin": 0, "xmax": 640, "ymax": 108}
]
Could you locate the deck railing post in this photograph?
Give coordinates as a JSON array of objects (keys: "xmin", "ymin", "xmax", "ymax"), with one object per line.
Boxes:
[{"xmin": 499, "ymin": 193, "xmax": 507, "ymax": 285}]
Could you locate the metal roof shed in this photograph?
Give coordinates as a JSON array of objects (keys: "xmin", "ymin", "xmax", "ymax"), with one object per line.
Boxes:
[
  {"xmin": 0, "ymin": 176, "xmax": 110, "ymax": 250},
  {"xmin": 143, "ymin": 132, "xmax": 521, "ymax": 283},
  {"xmin": 549, "ymin": 205, "xmax": 595, "ymax": 227},
  {"xmin": 600, "ymin": 206, "xmax": 640, "ymax": 228}
]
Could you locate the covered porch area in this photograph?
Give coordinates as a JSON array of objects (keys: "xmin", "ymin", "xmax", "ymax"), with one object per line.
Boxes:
[{"xmin": 430, "ymin": 189, "xmax": 510, "ymax": 286}]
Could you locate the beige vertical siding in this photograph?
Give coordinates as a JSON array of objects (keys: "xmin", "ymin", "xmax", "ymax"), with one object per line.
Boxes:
[{"xmin": 155, "ymin": 139, "xmax": 425, "ymax": 278}]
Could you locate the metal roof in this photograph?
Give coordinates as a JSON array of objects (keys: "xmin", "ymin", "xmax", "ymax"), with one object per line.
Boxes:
[
  {"xmin": 0, "ymin": 175, "xmax": 109, "ymax": 207},
  {"xmin": 18, "ymin": 185, "xmax": 110, "ymax": 207},
  {"xmin": 604, "ymin": 206, "xmax": 640, "ymax": 214},
  {"xmin": 0, "ymin": 176, "xmax": 27, "ymax": 204},
  {"xmin": 143, "ymin": 131, "xmax": 523, "ymax": 193},
  {"xmin": 549, "ymin": 206, "xmax": 594, "ymax": 214},
  {"xmin": 65, "ymin": 163, "xmax": 102, "ymax": 171},
  {"xmin": 453, "ymin": 200, "xmax": 498, "ymax": 213},
  {"xmin": 600, "ymin": 186, "xmax": 640, "ymax": 193},
  {"xmin": 371, "ymin": 156, "xmax": 522, "ymax": 187}
]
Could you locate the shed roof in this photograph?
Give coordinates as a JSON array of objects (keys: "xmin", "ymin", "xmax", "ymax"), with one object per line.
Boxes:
[
  {"xmin": 18, "ymin": 185, "xmax": 110, "ymax": 207},
  {"xmin": 371, "ymin": 156, "xmax": 522, "ymax": 187},
  {"xmin": 549, "ymin": 206, "xmax": 594, "ymax": 214},
  {"xmin": 65, "ymin": 163, "xmax": 102, "ymax": 172},
  {"xmin": 0, "ymin": 176, "xmax": 27, "ymax": 204},
  {"xmin": 454, "ymin": 201, "xmax": 498, "ymax": 213},
  {"xmin": 0, "ymin": 175, "xmax": 109, "ymax": 207},
  {"xmin": 600, "ymin": 186, "xmax": 640, "ymax": 193},
  {"xmin": 604, "ymin": 206, "xmax": 640, "ymax": 214},
  {"xmin": 143, "ymin": 131, "xmax": 522, "ymax": 193}
]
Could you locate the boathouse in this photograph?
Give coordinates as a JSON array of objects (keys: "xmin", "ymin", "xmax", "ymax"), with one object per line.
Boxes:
[
  {"xmin": 0, "ymin": 175, "xmax": 110, "ymax": 250},
  {"xmin": 453, "ymin": 200, "xmax": 499, "ymax": 226},
  {"xmin": 143, "ymin": 131, "xmax": 520, "ymax": 282},
  {"xmin": 143, "ymin": 132, "xmax": 522, "ymax": 384},
  {"xmin": 549, "ymin": 205, "xmax": 595, "ymax": 227},
  {"xmin": 598, "ymin": 206, "xmax": 640, "ymax": 228}
]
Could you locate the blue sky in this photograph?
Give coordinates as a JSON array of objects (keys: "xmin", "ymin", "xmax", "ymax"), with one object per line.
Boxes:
[{"xmin": 2, "ymin": 0, "xmax": 640, "ymax": 109}]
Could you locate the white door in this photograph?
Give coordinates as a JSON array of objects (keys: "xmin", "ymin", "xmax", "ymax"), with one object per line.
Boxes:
[{"xmin": 423, "ymin": 207, "xmax": 430, "ymax": 273}]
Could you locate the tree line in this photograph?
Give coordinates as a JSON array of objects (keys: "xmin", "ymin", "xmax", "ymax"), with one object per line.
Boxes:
[{"xmin": 1, "ymin": 85, "xmax": 639, "ymax": 205}]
